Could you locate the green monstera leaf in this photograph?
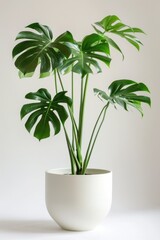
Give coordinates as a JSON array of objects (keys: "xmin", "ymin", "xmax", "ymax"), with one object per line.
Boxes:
[
  {"xmin": 21, "ymin": 89, "xmax": 72, "ymax": 140},
  {"xmin": 94, "ymin": 79, "xmax": 151, "ymax": 115},
  {"xmin": 12, "ymin": 22, "xmax": 75, "ymax": 78},
  {"xmin": 60, "ymin": 33, "xmax": 111, "ymax": 77},
  {"xmin": 93, "ymin": 15, "xmax": 144, "ymax": 58}
]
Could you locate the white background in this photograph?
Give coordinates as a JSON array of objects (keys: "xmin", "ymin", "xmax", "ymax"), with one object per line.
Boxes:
[{"xmin": 0, "ymin": 0, "xmax": 160, "ymax": 239}]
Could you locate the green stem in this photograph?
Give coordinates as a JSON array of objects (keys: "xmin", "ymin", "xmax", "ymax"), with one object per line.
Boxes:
[
  {"xmin": 78, "ymin": 76, "xmax": 84, "ymax": 147},
  {"xmin": 69, "ymin": 107, "xmax": 83, "ymax": 166},
  {"xmin": 57, "ymin": 69, "xmax": 78, "ymax": 132},
  {"xmin": 78, "ymin": 74, "xmax": 89, "ymax": 148},
  {"xmin": 82, "ymin": 102, "xmax": 110, "ymax": 174},
  {"xmin": 63, "ymin": 124, "xmax": 81, "ymax": 173},
  {"xmin": 57, "ymin": 69, "xmax": 82, "ymax": 173},
  {"xmin": 57, "ymin": 70, "xmax": 64, "ymax": 91},
  {"xmin": 54, "ymin": 70, "xmax": 58, "ymax": 93},
  {"xmin": 64, "ymin": 133, "xmax": 75, "ymax": 175},
  {"xmin": 71, "ymin": 69, "xmax": 75, "ymax": 150},
  {"xmin": 69, "ymin": 108, "xmax": 79, "ymax": 133}
]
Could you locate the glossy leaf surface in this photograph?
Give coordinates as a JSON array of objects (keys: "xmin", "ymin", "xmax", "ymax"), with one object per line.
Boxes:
[
  {"xmin": 60, "ymin": 33, "xmax": 111, "ymax": 77},
  {"xmin": 94, "ymin": 79, "xmax": 150, "ymax": 115},
  {"xmin": 93, "ymin": 15, "xmax": 144, "ymax": 57},
  {"xmin": 13, "ymin": 23, "xmax": 75, "ymax": 78},
  {"xmin": 21, "ymin": 89, "xmax": 72, "ymax": 140}
]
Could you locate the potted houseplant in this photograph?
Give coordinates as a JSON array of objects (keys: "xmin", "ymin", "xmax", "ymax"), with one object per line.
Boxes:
[{"xmin": 12, "ymin": 15, "xmax": 150, "ymax": 231}]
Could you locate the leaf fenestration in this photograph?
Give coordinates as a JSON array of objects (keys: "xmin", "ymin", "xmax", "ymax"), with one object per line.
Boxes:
[
  {"xmin": 13, "ymin": 23, "xmax": 75, "ymax": 78},
  {"xmin": 93, "ymin": 15, "xmax": 144, "ymax": 58},
  {"xmin": 60, "ymin": 33, "xmax": 111, "ymax": 77},
  {"xmin": 21, "ymin": 89, "xmax": 72, "ymax": 140},
  {"xmin": 94, "ymin": 79, "xmax": 151, "ymax": 115}
]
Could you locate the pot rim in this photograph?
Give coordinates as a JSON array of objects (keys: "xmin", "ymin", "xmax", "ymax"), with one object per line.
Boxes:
[{"xmin": 45, "ymin": 168, "xmax": 112, "ymax": 176}]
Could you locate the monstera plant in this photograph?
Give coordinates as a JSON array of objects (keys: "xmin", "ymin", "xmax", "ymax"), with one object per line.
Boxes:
[{"xmin": 13, "ymin": 15, "xmax": 150, "ymax": 175}]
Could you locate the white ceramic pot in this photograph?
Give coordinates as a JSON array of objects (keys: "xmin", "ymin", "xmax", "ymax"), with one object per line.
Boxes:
[{"xmin": 45, "ymin": 168, "xmax": 112, "ymax": 231}]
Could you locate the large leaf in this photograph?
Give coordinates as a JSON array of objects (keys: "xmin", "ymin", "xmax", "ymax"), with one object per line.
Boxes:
[
  {"xmin": 13, "ymin": 23, "xmax": 75, "ymax": 78},
  {"xmin": 93, "ymin": 15, "xmax": 144, "ymax": 57},
  {"xmin": 60, "ymin": 33, "xmax": 111, "ymax": 77},
  {"xmin": 21, "ymin": 89, "xmax": 72, "ymax": 140},
  {"xmin": 94, "ymin": 79, "xmax": 151, "ymax": 115}
]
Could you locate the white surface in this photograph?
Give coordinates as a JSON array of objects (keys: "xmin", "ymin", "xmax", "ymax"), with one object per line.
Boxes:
[{"xmin": 0, "ymin": 210, "xmax": 160, "ymax": 240}]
